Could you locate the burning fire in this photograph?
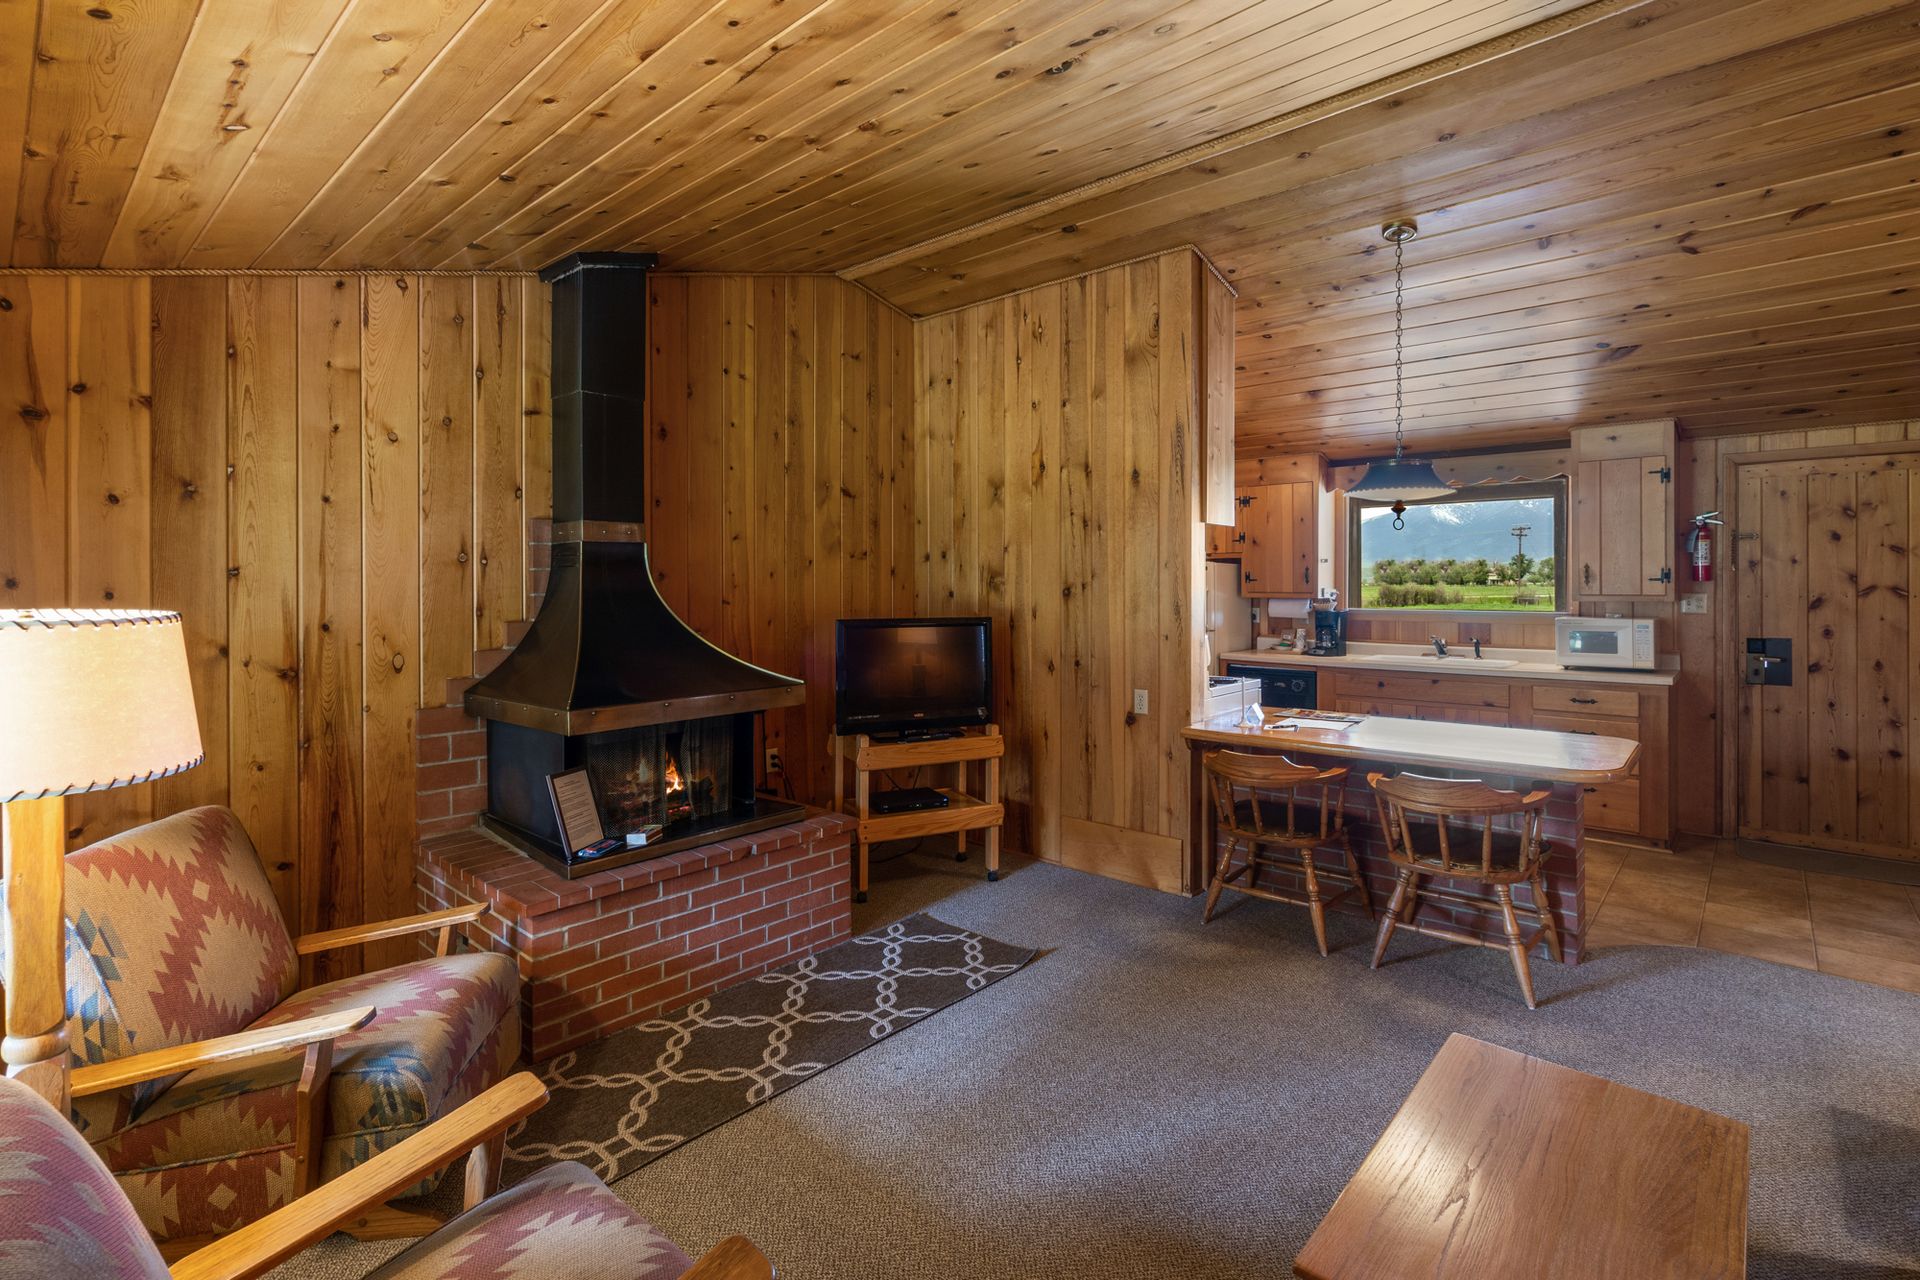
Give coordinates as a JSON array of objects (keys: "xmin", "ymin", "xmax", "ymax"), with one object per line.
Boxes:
[{"xmin": 663, "ymin": 755, "xmax": 685, "ymax": 794}]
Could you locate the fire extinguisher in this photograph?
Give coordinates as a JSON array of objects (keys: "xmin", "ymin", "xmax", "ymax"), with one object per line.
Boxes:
[{"xmin": 1687, "ymin": 511, "xmax": 1724, "ymax": 582}]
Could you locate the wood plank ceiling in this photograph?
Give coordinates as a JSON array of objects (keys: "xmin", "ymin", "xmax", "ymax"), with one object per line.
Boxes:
[
  {"xmin": 0, "ymin": 0, "xmax": 1582, "ymax": 273},
  {"xmin": 854, "ymin": 0, "xmax": 1920, "ymax": 453},
  {"xmin": 5, "ymin": 0, "xmax": 1917, "ymax": 454}
]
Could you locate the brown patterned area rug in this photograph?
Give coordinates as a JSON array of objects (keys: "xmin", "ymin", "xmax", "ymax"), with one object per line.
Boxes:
[{"xmin": 502, "ymin": 912, "xmax": 1036, "ymax": 1186}]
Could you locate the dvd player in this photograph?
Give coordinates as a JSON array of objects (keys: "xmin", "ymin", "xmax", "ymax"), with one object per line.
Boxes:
[{"xmin": 870, "ymin": 787, "xmax": 951, "ymax": 815}]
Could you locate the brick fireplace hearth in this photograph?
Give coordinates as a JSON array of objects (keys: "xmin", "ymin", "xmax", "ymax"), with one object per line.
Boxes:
[{"xmin": 420, "ymin": 810, "xmax": 854, "ymax": 1061}]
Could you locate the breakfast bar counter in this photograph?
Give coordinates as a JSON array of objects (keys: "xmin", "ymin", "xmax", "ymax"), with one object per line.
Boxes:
[{"xmin": 1180, "ymin": 710, "xmax": 1639, "ymax": 964}]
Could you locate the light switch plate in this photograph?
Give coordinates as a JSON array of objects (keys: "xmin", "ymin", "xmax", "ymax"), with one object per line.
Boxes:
[
  {"xmin": 1132, "ymin": 689, "xmax": 1149, "ymax": 715},
  {"xmin": 1679, "ymin": 593, "xmax": 1708, "ymax": 614}
]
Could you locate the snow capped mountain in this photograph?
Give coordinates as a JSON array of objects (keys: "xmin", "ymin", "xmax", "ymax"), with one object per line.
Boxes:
[{"xmin": 1357, "ymin": 495, "xmax": 1554, "ymax": 572}]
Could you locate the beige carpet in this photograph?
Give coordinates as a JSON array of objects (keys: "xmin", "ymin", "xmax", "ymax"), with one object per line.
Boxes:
[{"xmin": 278, "ymin": 844, "xmax": 1920, "ymax": 1280}]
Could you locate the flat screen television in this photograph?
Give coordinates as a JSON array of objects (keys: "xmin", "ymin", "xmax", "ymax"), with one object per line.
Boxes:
[{"xmin": 835, "ymin": 617, "xmax": 992, "ymax": 736}]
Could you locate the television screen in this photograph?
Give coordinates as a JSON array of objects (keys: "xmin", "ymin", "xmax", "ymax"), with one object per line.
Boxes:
[{"xmin": 835, "ymin": 618, "xmax": 992, "ymax": 735}]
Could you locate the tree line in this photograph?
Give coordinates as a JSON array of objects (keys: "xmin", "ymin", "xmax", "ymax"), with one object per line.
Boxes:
[{"xmin": 1369, "ymin": 554, "xmax": 1555, "ymax": 587}]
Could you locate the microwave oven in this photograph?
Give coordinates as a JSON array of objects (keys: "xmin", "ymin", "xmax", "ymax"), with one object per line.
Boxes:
[{"xmin": 1555, "ymin": 616, "xmax": 1655, "ymax": 670}]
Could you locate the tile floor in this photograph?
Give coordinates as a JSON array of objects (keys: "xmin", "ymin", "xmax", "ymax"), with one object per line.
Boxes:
[{"xmin": 1584, "ymin": 835, "xmax": 1920, "ymax": 994}]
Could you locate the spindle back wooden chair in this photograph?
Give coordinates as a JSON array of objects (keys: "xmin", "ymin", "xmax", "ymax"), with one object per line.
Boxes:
[
  {"xmin": 1201, "ymin": 750, "xmax": 1373, "ymax": 955},
  {"xmin": 1366, "ymin": 772, "xmax": 1563, "ymax": 1008}
]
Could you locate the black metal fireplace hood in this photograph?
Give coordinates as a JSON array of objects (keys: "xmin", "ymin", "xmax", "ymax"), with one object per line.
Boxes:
[{"xmin": 464, "ymin": 252, "xmax": 804, "ymax": 736}]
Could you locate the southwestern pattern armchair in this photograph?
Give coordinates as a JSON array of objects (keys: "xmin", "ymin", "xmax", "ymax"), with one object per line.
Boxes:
[
  {"xmin": 3, "ymin": 804, "xmax": 522, "ymax": 1245},
  {"xmin": 0, "ymin": 1070, "xmax": 772, "ymax": 1280}
]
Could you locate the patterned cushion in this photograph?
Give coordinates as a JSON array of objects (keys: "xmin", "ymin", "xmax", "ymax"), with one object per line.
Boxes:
[
  {"xmin": 50, "ymin": 806, "xmax": 298, "ymax": 1139},
  {"xmin": 0, "ymin": 1075, "xmax": 169, "ymax": 1280},
  {"xmin": 95, "ymin": 950, "xmax": 522, "ymax": 1242},
  {"xmin": 364, "ymin": 1161, "xmax": 694, "ymax": 1280}
]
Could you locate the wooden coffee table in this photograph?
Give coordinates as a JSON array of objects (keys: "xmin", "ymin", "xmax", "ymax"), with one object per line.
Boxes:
[{"xmin": 1295, "ymin": 1034, "xmax": 1748, "ymax": 1279}]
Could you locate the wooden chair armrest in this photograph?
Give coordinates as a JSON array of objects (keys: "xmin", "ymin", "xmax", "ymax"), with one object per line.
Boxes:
[
  {"xmin": 71, "ymin": 1007, "xmax": 377, "ymax": 1098},
  {"xmin": 1519, "ymin": 789, "xmax": 1553, "ymax": 807},
  {"xmin": 682, "ymin": 1237, "xmax": 775, "ymax": 1280},
  {"xmin": 294, "ymin": 902, "xmax": 490, "ymax": 956},
  {"xmin": 168, "ymin": 1072, "xmax": 550, "ymax": 1280}
]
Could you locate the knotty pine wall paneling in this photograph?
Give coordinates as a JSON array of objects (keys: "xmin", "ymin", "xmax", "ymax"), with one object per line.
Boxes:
[
  {"xmin": 913, "ymin": 251, "xmax": 1210, "ymax": 888},
  {"xmin": 645, "ymin": 274, "xmax": 916, "ymax": 809},
  {"xmin": 0, "ymin": 272, "xmax": 550, "ymax": 976}
]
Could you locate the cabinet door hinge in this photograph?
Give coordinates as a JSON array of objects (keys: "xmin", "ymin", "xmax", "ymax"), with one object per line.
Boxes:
[
  {"xmin": 1647, "ymin": 567, "xmax": 1672, "ymax": 584},
  {"xmin": 1649, "ymin": 465, "xmax": 1671, "ymax": 484}
]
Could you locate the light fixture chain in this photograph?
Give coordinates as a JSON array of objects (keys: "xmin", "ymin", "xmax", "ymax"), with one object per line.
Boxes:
[{"xmin": 1393, "ymin": 235, "xmax": 1405, "ymax": 460}]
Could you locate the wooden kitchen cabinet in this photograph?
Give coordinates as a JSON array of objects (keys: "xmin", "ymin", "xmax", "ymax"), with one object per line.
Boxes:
[
  {"xmin": 1239, "ymin": 481, "xmax": 1315, "ymax": 596},
  {"xmin": 1205, "ymin": 498, "xmax": 1251, "ymax": 556},
  {"xmin": 1571, "ymin": 420, "xmax": 1675, "ymax": 601},
  {"xmin": 1520, "ymin": 678, "xmax": 1670, "ymax": 845}
]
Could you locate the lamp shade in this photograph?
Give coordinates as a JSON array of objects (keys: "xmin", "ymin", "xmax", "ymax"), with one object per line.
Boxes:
[
  {"xmin": 0, "ymin": 609, "xmax": 203, "ymax": 801},
  {"xmin": 1345, "ymin": 455, "xmax": 1455, "ymax": 503}
]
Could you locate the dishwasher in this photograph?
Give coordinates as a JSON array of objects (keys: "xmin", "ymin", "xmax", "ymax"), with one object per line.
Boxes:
[{"xmin": 1223, "ymin": 662, "xmax": 1318, "ymax": 710}]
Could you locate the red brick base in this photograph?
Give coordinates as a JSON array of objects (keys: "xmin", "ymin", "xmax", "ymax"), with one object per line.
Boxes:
[
  {"xmin": 418, "ymin": 811, "xmax": 856, "ymax": 1061},
  {"xmin": 1206, "ymin": 765, "xmax": 1587, "ymax": 963}
]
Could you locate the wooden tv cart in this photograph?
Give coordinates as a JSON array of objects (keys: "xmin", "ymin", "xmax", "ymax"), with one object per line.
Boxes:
[{"xmin": 829, "ymin": 725, "xmax": 1005, "ymax": 903}]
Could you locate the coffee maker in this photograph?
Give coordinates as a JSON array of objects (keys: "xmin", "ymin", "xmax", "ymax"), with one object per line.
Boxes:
[{"xmin": 1306, "ymin": 605, "xmax": 1347, "ymax": 656}]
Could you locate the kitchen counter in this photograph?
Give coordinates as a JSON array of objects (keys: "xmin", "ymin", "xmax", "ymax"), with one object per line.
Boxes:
[
  {"xmin": 1181, "ymin": 708, "xmax": 1638, "ymax": 783},
  {"xmin": 1217, "ymin": 646, "xmax": 1678, "ymax": 687}
]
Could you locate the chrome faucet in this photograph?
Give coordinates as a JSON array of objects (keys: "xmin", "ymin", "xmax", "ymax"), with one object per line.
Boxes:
[{"xmin": 1429, "ymin": 634, "xmax": 1448, "ymax": 659}]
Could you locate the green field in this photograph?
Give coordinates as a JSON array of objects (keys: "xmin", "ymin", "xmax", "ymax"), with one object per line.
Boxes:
[{"xmin": 1357, "ymin": 583, "xmax": 1556, "ymax": 611}]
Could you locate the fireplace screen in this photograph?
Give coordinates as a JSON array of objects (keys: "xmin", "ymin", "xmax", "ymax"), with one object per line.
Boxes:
[{"xmin": 581, "ymin": 719, "xmax": 737, "ymax": 836}]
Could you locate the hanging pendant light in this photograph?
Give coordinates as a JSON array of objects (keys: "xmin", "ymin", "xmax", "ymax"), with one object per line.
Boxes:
[{"xmin": 1347, "ymin": 219, "xmax": 1452, "ymax": 529}]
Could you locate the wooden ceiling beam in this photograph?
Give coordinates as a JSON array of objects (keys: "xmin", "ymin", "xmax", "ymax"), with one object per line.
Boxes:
[{"xmin": 1235, "ymin": 347, "xmax": 1920, "ymax": 421}]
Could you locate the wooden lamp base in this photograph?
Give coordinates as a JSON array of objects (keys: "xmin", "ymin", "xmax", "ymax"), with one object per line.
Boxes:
[{"xmin": 2, "ymin": 794, "xmax": 69, "ymax": 1112}]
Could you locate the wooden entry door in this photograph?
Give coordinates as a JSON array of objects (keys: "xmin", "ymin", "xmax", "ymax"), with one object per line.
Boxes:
[{"xmin": 1731, "ymin": 449, "xmax": 1920, "ymax": 860}]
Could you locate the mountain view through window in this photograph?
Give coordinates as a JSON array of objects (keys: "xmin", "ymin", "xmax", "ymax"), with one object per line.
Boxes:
[{"xmin": 1352, "ymin": 490, "xmax": 1561, "ymax": 611}]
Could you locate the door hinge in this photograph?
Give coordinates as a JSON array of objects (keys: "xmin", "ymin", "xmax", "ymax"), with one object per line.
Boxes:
[
  {"xmin": 1647, "ymin": 567, "xmax": 1672, "ymax": 584},
  {"xmin": 1649, "ymin": 465, "xmax": 1671, "ymax": 484}
]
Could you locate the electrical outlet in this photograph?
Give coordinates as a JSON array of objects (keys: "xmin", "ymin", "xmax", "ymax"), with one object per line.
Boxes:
[
  {"xmin": 765, "ymin": 747, "xmax": 783, "ymax": 775},
  {"xmin": 1679, "ymin": 593, "xmax": 1708, "ymax": 614},
  {"xmin": 1132, "ymin": 689, "xmax": 1149, "ymax": 716}
]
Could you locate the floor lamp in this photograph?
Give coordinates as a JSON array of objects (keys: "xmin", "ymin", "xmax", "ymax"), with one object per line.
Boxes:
[{"xmin": 0, "ymin": 609, "xmax": 202, "ymax": 1111}]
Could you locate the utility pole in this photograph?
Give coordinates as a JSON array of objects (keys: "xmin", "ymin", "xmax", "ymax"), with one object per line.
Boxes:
[{"xmin": 1510, "ymin": 525, "xmax": 1532, "ymax": 559}]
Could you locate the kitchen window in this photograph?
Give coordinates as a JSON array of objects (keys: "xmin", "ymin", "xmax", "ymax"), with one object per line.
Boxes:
[{"xmin": 1346, "ymin": 481, "xmax": 1567, "ymax": 612}]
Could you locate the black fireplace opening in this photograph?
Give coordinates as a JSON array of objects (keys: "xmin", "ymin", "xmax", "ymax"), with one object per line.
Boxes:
[{"xmin": 482, "ymin": 713, "xmax": 803, "ymax": 877}]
